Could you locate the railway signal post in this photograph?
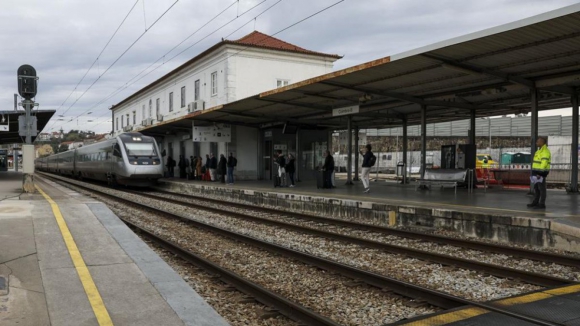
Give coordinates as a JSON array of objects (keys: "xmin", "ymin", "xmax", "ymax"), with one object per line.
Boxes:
[{"xmin": 17, "ymin": 64, "xmax": 39, "ymax": 193}]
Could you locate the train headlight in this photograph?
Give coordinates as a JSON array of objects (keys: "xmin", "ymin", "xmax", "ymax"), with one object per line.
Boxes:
[
  {"xmin": 132, "ymin": 161, "xmax": 138, "ymax": 165},
  {"xmin": 132, "ymin": 137, "xmax": 142, "ymax": 141}
]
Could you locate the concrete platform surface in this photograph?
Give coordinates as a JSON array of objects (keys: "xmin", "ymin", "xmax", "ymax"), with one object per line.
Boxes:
[{"xmin": 0, "ymin": 172, "xmax": 228, "ymax": 326}]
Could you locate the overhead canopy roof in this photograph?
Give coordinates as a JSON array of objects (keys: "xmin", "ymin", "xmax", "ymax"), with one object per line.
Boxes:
[
  {"xmin": 141, "ymin": 3, "xmax": 580, "ymax": 135},
  {"xmin": 0, "ymin": 110, "xmax": 55, "ymax": 144}
]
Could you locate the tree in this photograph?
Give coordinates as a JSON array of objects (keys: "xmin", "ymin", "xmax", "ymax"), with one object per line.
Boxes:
[
  {"xmin": 58, "ymin": 144, "xmax": 69, "ymax": 153},
  {"xmin": 37, "ymin": 144, "xmax": 54, "ymax": 157}
]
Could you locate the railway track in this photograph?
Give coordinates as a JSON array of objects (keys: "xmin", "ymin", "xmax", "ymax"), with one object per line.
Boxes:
[
  {"xmin": 39, "ymin": 172, "xmax": 566, "ymax": 326},
  {"xmin": 126, "ymin": 189, "xmax": 571, "ymax": 288},
  {"xmin": 150, "ymin": 188, "xmax": 580, "ymax": 269}
]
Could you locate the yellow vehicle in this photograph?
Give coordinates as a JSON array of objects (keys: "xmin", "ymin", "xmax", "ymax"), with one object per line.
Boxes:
[{"xmin": 476, "ymin": 154, "xmax": 498, "ymax": 168}]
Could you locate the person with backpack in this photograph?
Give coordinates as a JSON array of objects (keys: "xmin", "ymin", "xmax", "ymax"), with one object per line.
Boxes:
[
  {"xmin": 227, "ymin": 152, "xmax": 237, "ymax": 185},
  {"xmin": 360, "ymin": 144, "xmax": 375, "ymax": 193}
]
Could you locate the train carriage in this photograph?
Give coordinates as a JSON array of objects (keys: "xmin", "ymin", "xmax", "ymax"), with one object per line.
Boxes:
[{"xmin": 36, "ymin": 132, "xmax": 163, "ymax": 187}]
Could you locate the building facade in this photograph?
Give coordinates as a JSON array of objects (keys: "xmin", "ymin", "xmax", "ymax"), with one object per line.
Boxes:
[{"xmin": 111, "ymin": 31, "xmax": 340, "ymax": 179}]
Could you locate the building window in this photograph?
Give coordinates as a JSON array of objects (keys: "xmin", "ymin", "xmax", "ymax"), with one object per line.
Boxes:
[
  {"xmin": 142, "ymin": 105, "xmax": 145, "ymax": 121},
  {"xmin": 149, "ymin": 99, "xmax": 152, "ymax": 118},
  {"xmin": 211, "ymin": 72, "xmax": 217, "ymax": 96},
  {"xmin": 169, "ymin": 92, "xmax": 173, "ymax": 112},
  {"xmin": 132, "ymin": 111, "xmax": 136, "ymax": 125},
  {"xmin": 156, "ymin": 98, "xmax": 160, "ymax": 117},
  {"xmin": 121, "ymin": 115, "xmax": 124, "ymax": 128},
  {"xmin": 194, "ymin": 80, "xmax": 200, "ymax": 101},
  {"xmin": 181, "ymin": 86, "xmax": 186, "ymax": 108},
  {"xmin": 116, "ymin": 117, "xmax": 119, "ymax": 130},
  {"xmin": 277, "ymin": 79, "xmax": 289, "ymax": 88},
  {"xmin": 126, "ymin": 114, "xmax": 129, "ymax": 126}
]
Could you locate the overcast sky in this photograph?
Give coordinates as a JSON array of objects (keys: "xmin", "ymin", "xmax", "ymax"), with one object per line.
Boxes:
[{"xmin": 1, "ymin": 0, "xmax": 578, "ymax": 134}]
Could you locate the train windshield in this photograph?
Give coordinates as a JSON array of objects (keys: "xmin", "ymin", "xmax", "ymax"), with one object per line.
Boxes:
[{"xmin": 124, "ymin": 143, "xmax": 157, "ymax": 157}]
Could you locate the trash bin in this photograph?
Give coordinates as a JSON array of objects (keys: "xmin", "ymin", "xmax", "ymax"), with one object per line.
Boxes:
[{"xmin": 396, "ymin": 162, "xmax": 405, "ymax": 176}]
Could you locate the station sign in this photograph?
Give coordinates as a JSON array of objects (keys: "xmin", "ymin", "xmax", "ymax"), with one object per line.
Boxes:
[
  {"xmin": 264, "ymin": 130, "xmax": 273, "ymax": 138},
  {"xmin": 332, "ymin": 105, "xmax": 359, "ymax": 117},
  {"xmin": 0, "ymin": 125, "xmax": 8, "ymax": 132},
  {"xmin": 274, "ymin": 144, "xmax": 287, "ymax": 150},
  {"xmin": 192, "ymin": 123, "xmax": 231, "ymax": 142}
]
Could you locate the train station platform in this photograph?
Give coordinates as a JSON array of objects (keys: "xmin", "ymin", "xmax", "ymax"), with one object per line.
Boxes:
[
  {"xmin": 158, "ymin": 176, "xmax": 580, "ymax": 252},
  {"xmin": 393, "ymin": 283, "xmax": 580, "ymax": 325},
  {"xmin": 0, "ymin": 172, "xmax": 228, "ymax": 326}
]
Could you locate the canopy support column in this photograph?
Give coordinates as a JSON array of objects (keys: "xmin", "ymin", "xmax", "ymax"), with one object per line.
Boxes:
[
  {"xmin": 469, "ymin": 110, "xmax": 476, "ymax": 145},
  {"xmin": 402, "ymin": 116, "xmax": 408, "ymax": 184},
  {"xmin": 530, "ymin": 89, "xmax": 539, "ymax": 194},
  {"xmin": 346, "ymin": 116, "xmax": 353, "ymax": 185},
  {"xmin": 570, "ymin": 92, "xmax": 579, "ymax": 193},
  {"xmin": 354, "ymin": 126, "xmax": 360, "ymax": 181},
  {"xmin": 420, "ymin": 105, "xmax": 427, "ymax": 179}
]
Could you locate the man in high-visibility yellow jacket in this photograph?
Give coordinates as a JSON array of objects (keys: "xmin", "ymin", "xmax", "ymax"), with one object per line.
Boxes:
[{"xmin": 527, "ymin": 137, "xmax": 551, "ymax": 209}]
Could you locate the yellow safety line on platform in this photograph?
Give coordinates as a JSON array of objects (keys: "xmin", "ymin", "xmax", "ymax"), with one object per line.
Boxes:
[
  {"xmin": 400, "ymin": 284, "xmax": 580, "ymax": 325},
  {"xmin": 36, "ymin": 185, "xmax": 114, "ymax": 326},
  {"xmin": 401, "ymin": 307, "xmax": 488, "ymax": 325}
]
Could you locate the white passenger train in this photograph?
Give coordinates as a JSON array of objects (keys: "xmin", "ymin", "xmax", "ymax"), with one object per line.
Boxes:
[{"xmin": 36, "ymin": 132, "xmax": 163, "ymax": 187}]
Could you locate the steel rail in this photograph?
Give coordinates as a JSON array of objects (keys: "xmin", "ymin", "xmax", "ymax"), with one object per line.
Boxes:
[
  {"xmin": 124, "ymin": 219, "xmax": 341, "ymax": 326},
  {"xmin": 39, "ymin": 173, "xmax": 561, "ymax": 326},
  {"xmin": 132, "ymin": 190, "xmax": 572, "ymax": 287},
  {"xmin": 154, "ymin": 189, "xmax": 580, "ymax": 268}
]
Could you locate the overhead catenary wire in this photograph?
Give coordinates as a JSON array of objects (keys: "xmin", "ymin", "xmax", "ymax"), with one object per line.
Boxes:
[
  {"xmin": 47, "ymin": 0, "xmax": 140, "ymax": 130},
  {"xmin": 61, "ymin": 0, "xmax": 346, "ymax": 133},
  {"xmin": 46, "ymin": 0, "xmax": 180, "ymax": 131},
  {"xmin": 54, "ymin": 0, "xmax": 268, "ymax": 132}
]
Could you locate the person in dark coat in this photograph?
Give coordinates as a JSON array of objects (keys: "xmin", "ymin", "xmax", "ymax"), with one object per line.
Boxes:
[
  {"xmin": 322, "ymin": 150, "xmax": 334, "ymax": 189},
  {"xmin": 227, "ymin": 153, "xmax": 237, "ymax": 185},
  {"xmin": 286, "ymin": 154, "xmax": 296, "ymax": 187},
  {"xmin": 178, "ymin": 155, "xmax": 187, "ymax": 179},
  {"xmin": 218, "ymin": 154, "xmax": 227, "ymax": 183},
  {"xmin": 166, "ymin": 156, "xmax": 175, "ymax": 177},
  {"xmin": 210, "ymin": 153, "xmax": 218, "ymax": 181}
]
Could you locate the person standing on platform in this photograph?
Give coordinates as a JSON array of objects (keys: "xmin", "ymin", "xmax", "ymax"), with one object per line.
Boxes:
[
  {"xmin": 360, "ymin": 144, "xmax": 374, "ymax": 193},
  {"xmin": 276, "ymin": 150, "xmax": 286, "ymax": 187},
  {"xmin": 528, "ymin": 137, "xmax": 551, "ymax": 209},
  {"xmin": 322, "ymin": 151, "xmax": 335, "ymax": 189},
  {"xmin": 210, "ymin": 153, "xmax": 218, "ymax": 182},
  {"xmin": 286, "ymin": 154, "xmax": 296, "ymax": 187},
  {"xmin": 227, "ymin": 153, "xmax": 237, "ymax": 185},
  {"xmin": 218, "ymin": 154, "xmax": 227, "ymax": 183},
  {"xmin": 196, "ymin": 156, "xmax": 202, "ymax": 180},
  {"xmin": 190, "ymin": 156, "xmax": 196, "ymax": 179},
  {"xmin": 204, "ymin": 154, "xmax": 210, "ymax": 181},
  {"xmin": 178, "ymin": 155, "xmax": 187, "ymax": 179},
  {"xmin": 166, "ymin": 156, "xmax": 175, "ymax": 178}
]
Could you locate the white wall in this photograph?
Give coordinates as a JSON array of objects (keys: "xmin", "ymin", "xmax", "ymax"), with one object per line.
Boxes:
[{"xmin": 234, "ymin": 48, "xmax": 334, "ymax": 100}]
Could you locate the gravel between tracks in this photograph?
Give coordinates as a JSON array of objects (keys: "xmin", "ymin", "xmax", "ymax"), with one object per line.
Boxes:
[
  {"xmin": 45, "ymin": 177, "xmax": 439, "ymax": 325},
  {"xmin": 141, "ymin": 237, "xmax": 299, "ymax": 326},
  {"xmin": 150, "ymin": 190, "xmax": 580, "ymax": 282}
]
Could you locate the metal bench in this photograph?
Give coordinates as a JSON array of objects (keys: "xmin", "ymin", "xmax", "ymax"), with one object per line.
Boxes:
[{"xmin": 416, "ymin": 169, "xmax": 469, "ymax": 194}]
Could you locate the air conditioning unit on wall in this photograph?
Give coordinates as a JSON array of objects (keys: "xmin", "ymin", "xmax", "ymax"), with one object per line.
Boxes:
[
  {"xmin": 157, "ymin": 114, "xmax": 164, "ymax": 122},
  {"xmin": 194, "ymin": 100, "xmax": 205, "ymax": 111},
  {"xmin": 123, "ymin": 125, "xmax": 133, "ymax": 132}
]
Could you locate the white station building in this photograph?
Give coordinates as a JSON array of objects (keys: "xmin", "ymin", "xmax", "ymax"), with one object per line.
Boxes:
[{"xmin": 111, "ymin": 31, "xmax": 341, "ymax": 180}]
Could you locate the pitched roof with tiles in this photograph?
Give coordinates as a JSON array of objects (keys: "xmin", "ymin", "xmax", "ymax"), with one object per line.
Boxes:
[
  {"xmin": 226, "ymin": 31, "xmax": 342, "ymax": 59},
  {"xmin": 112, "ymin": 31, "xmax": 340, "ymax": 110}
]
